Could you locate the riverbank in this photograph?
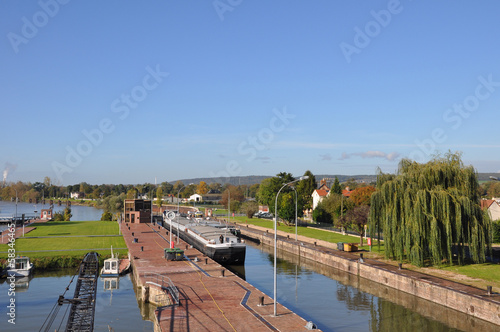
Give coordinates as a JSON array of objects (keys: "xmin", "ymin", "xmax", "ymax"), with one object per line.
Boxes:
[
  {"xmin": 0, "ymin": 220, "xmax": 127, "ymax": 269},
  {"xmin": 235, "ymin": 223, "xmax": 500, "ymax": 327}
]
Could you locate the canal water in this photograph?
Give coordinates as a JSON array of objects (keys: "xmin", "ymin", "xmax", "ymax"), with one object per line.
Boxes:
[
  {"xmin": 0, "ymin": 270, "xmax": 154, "ymax": 331},
  {"xmin": 228, "ymin": 240, "xmax": 498, "ymax": 332}
]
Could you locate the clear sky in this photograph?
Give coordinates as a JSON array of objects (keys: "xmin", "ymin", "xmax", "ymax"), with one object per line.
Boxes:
[{"xmin": 1, "ymin": 0, "xmax": 500, "ymax": 185}]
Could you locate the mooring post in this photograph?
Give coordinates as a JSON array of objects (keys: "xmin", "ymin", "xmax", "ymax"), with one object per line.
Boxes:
[
  {"xmin": 487, "ymin": 286, "xmax": 492, "ymax": 295},
  {"xmin": 258, "ymin": 296, "xmax": 264, "ymax": 306},
  {"xmin": 398, "ymin": 263, "xmax": 402, "ymax": 270}
]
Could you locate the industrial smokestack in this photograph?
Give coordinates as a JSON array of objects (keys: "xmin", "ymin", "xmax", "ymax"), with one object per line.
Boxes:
[{"xmin": 3, "ymin": 162, "xmax": 18, "ymax": 187}]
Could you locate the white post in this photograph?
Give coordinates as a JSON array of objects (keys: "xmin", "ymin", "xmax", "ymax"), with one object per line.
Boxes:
[{"xmin": 273, "ymin": 175, "xmax": 308, "ymax": 316}]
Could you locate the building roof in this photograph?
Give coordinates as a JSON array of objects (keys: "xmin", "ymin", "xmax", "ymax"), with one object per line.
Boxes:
[
  {"xmin": 481, "ymin": 199, "xmax": 495, "ymax": 209},
  {"xmin": 314, "ymin": 189, "xmax": 329, "ymax": 197}
]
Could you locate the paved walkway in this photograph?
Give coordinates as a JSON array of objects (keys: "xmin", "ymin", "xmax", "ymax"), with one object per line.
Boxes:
[{"xmin": 122, "ymin": 221, "xmax": 318, "ymax": 332}]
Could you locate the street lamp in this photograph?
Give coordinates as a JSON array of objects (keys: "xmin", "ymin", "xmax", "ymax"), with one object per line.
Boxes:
[
  {"xmin": 292, "ymin": 186, "xmax": 298, "ymax": 241},
  {"xmin": 227, "ymin": 189, "xmax": 230, "ymax": 223},
  {"xmin": 273, "ymin": 175, "xmax": 309, "ymax": 316},
  {"xmin": 176, "ymin": 185, "xmax": 187, "ymax": 244}
]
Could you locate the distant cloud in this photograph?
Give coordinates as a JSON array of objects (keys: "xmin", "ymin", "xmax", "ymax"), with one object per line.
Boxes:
[
  {"xmin": 319, "ymin": 154, "xmax": 332, "ymax": 161},
  {"xmin": 255, "ymin": 156, "xmax": 271, "ymax": 163},
  {"xmin": 339, "ymin": 151, "xmax": 400, "ymax": 161}
]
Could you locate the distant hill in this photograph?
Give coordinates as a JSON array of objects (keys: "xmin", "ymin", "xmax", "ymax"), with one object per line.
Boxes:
[{"xmin": 172, "ymin": 173, "xmax": 498, "ymax": 186}]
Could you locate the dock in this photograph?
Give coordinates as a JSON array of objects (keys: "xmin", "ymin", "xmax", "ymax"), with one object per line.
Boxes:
[{"xmin": 121, "ymin": 221, "xmax": 319, "ymax": 331}]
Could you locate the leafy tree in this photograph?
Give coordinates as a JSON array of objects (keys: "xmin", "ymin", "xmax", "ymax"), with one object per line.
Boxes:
[
  {"xmin": 296, "ymin": 170, "xmax": 317, "ymax": 211},
  {"xmin": 339, "ymin": 205, "xmax": 370, "ymax": 245},
  {"xmin": 197, "ymin": 181, "xmax": 209, "ymax": 195},
  {"xmin": 173, "ymin": 181, "xmax": 185, "ymax": 194},
  {"xmin": 161, "ymin": 181, "xmax": 174, "ymax": 195},
  {"xmin": 156, "ymin": 187, "xmax": 163, "ymax": 210},
  {"xmin": 221, "ymin": 185, "xmax": 244, "ymax": 209},
  {"xmin": 256, "ymin": 172, "xmax": 295, "ymax": 214},
  {"xmin": 331, "ymin": 177, "xmax": 342, "ymax": 194},
  {"xmin": 320, "ymin": 193, "xmax": 354, "ymax": 226},
  {"xmin": 248, "ymin": 183, "xmax": 260, "ymax": 197},
  {"xmin": 53, "ymin": 211, "xmax": 64, "ymax": 221},
  {"xmin": 209, "ymin": 182, "xmax": 222, "ymax": 192},
  {"xmin": 126, "ymin": 188, "xmax": 137, "ymax": 199},
  {"xmin": 313, "ymin": 203, "xmax": 332, "ymax": 224},
  {"xmin": 350, "ymin": 186, "xmax": 376, "ymax": 206},
  {"xmin": 63, "ymin": 207, "xmax": 72, "ymax": 221},
  {"xmin": 277, "ymin": 192, "xmax": 296, "ymax": 225},
  {"xmin": 101, "ymin": 211, "xmax": 113, "ymax": 221},
  {"xmin": 241, "ymin": 201, "xmax": 259, "ymax": 218},
  {"xmin": 370, "ymin": 152, "xmax": 491, "ymax": 266}
]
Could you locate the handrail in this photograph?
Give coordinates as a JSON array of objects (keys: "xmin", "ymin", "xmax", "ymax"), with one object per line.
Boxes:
[{"xmin": 142, "ymin": 272, "xmax": 179, "ymax": 305}]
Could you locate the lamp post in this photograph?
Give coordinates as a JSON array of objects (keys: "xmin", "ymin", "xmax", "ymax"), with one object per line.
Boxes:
[
  {"xmin": 176, "ymin": 185, "xmax": 186, "ymax": 244},
  {"xmin": 273, "ymin": 175, "xmax": 308, "ymax": 316},
  {"xmin": 227, "ymin": 189, "xmax": 230, "ymax": 223},
  {"xmin": 292, "ymin": 186, "xmax": 298, "ymax": 241}
]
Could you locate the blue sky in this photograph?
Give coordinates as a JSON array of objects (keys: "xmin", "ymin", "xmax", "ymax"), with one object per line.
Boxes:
[{"xmin": 1, "ymin": 0, "xmax": 500, "ymax": 185}]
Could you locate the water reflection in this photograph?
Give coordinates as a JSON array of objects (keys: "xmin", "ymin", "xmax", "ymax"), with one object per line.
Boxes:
[{"xmin": 227, "ymin": 241, "xmax": 498, "ymax": 332}]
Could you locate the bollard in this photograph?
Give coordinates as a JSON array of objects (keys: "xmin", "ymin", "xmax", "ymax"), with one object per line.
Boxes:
[
  {"xmin": 132, "ymin": 232, "xmax": 134, "ymax": 236},
  {"xmin": 398, "ymin": 263, "xmax": 402, "ymax": 270},
  {"xmin": 258, "ymin": 296, "xmax": 264, "ymax": 306},
  {"xmin": 287, "ymin": 235, "xmax": 289, "ymax": 239},
  {"xmin": 221, "ymin": 269, "xmax": 225, "ymax": 277},
  {"xmin": 359, "ymin": 253, "xmax": 364, "ymax": 263},
  {"xmin": 128, "ymin": 226, "xmax": 130, "ymax": 230},
  {"xmin": 205, "ymin": 258, "xmax": 208, "ymax": 265},
  {"xmin": 186, "ymin": 245, "xmax": 188, "ymax": 250},
  {"xmin": 141, "ymin": 246, "xmax": 143, "ymax": 251},
  {"xmin": 487, "ymin": 286, "xmax": 492, "ymax": 295},
  {"xmin": 314, "ymin": 242, "xmax": 317, "ymax": 246}
]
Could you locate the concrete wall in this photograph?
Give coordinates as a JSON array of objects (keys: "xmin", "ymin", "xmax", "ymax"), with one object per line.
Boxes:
[{"xmin": 239, "ymin": 227, "xmax": 500, "ymax": 326}]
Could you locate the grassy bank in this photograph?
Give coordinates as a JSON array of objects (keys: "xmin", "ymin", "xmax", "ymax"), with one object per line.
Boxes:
[{"xmin": 0, "ymin": 220, "xmax": 127, "ymax": 270}]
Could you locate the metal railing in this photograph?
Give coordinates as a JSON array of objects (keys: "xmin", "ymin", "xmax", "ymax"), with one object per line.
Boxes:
[{"xmin": 142, "ymin": 272, "xmax": 180, "ymax": 305}]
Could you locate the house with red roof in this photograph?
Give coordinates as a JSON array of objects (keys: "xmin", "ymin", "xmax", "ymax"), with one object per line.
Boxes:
[
  {"xmin": 312, "ymin": 189, "xmax": 329, "ymax": 210},
  {"xmin": 481, "ymin": 198, "xmax": 500, "ymax": 221}
]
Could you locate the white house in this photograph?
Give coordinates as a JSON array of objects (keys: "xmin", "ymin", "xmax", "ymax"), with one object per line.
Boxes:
[
  {"xmin": 312, "ymin": 189, "xmax": 329, "ymax": 210},
  {"xmin": 188, "ymin": 194, "xmax": 202, "ymax": 202},
  {"xmin": 481, "ymin": 199, "xmax": 500, "ymax": 221}
]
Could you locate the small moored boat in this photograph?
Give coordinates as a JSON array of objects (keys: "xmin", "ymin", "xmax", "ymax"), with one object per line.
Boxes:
[
  {"xmin": 7, "ymin": 256, "xmax": 33, "ymax": 277},
  {"xmin": 101, "ymin": 247, "xmax": 130, "ymax": 277}
]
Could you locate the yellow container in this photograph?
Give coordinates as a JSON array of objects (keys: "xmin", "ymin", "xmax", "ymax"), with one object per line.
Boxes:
[{"xmin": 344, "ymin": 244, "xmax": 352, "ymax": 252}]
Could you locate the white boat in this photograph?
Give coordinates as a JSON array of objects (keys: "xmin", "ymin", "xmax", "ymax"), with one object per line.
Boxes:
[
  {"xmin": 7, "ymin": 256, "xmax": 33, "ymax": 277},
  {"xmin": 101, "ymin": 247, "xmax": 130, "ymax": 277}
]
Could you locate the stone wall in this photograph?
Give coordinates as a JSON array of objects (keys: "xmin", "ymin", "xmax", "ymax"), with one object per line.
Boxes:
[{"xmin": 239, "ymin": 227, "xmax": 500, "ymax": 326}]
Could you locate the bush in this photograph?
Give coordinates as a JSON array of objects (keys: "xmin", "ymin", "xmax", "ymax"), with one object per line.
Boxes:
[
  {"xmin": 313, "ymin": 205, "xmax": 332, "ymax": 224},
  {"xmin": 493, "ymin": 220, "xmax": 500, "ymax": 243},
  {"xmin": 101, "ymin": 211, "xmax": 113, "ymax": 221}
]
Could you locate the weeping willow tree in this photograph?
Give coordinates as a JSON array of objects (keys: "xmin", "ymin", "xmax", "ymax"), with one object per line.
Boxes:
[{"xmin": 369, "ymin": 152, "xmax": 491, "ymax": 267}]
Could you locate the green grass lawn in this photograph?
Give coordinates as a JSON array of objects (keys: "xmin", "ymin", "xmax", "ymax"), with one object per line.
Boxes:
[
  {"xmin": 230, "ymin": 216, "xmax": 374, "ymax": 249},
  {"xmin": 440, "ymin": 263, "xmax": 500, "ymax": 284},
  {"xmin": 0, "ymin": 220, "xmax": 126, "ymax": 258},
  {"xmin": 24, "ymin": 220, "xmax": 120, "ymax": 237}
]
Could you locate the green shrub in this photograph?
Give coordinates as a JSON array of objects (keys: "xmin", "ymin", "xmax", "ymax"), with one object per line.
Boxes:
[
  {"xmin": 101, "ymin": 211, "xmax": 113, "ymax": 221},
  {"xmin": 493, "ymin": 220, "xmax": 500, "ymax": 243}
]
